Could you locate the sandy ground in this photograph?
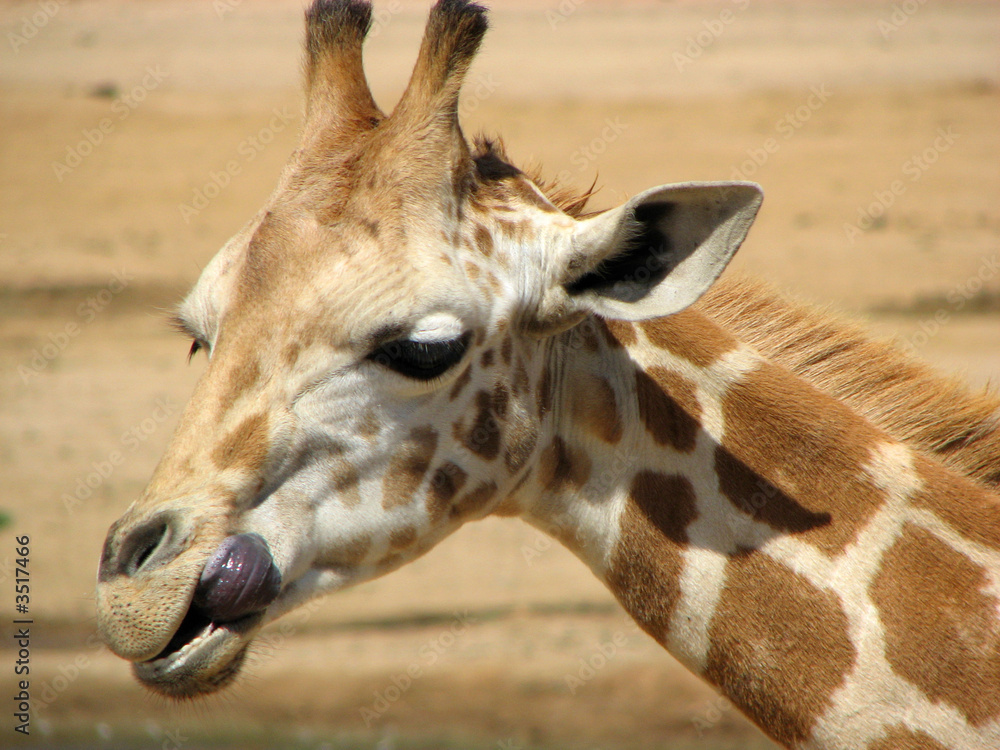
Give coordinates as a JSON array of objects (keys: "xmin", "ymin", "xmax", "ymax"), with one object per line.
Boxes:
[{"xmin": 1, "ymin": 1, "xmax": 998, "ymax": 748}]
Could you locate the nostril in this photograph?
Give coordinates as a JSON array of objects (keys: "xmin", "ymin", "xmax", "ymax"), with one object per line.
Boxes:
[
  {"xmin": 130, "ymin": 537, "xmax": 159, "ymax": 574},
  {"xmin": 117, "ymin": 514, "xmax": 175, "ymax": 577}
]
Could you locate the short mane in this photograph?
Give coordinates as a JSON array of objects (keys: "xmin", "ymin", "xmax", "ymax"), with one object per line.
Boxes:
[
  {"xmin": 472, "ymin": 136, "xmax": 598, "ymax": 218},
  {"xmin": 698, "ymin": 277, "xmax": 1000, "ymax": 489}
]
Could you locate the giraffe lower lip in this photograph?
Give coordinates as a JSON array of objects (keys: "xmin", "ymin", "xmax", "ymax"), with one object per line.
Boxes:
[
  {"xmin": 142, "ymin": 620, "xmax": 218, "ymax": 669},
  {"xmin": 143, "ymin": 597, "xmax": 268, "ymax": 666},
  {"xmin": 149, "ymin": 604, "xmax": 215, "ymax": 662},
  {"xmin": 133, "ymin": 610, "xmax": 263, "ymax": 697}
]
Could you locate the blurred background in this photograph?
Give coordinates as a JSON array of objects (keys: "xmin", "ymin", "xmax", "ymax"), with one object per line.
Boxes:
[{"xmin": 1, "ymin": 0, "xmax": 997, "ymax": 748}]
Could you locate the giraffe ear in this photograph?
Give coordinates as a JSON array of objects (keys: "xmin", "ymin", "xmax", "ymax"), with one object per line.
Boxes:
[{"xmin": 528, "ymin": 182, "xmax": 762, "ymax": 335}]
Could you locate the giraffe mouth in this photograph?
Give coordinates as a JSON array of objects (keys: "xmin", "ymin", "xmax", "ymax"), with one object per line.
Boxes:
[{"xmin": 132, "ymin": 534, "xmax": 283, "ymax": 697}]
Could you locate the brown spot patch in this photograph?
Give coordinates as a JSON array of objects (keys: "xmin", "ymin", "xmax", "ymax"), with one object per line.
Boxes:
[
  {"xmin": 512, "ymin": 357, "xmax": 529, "ymax": 397},
  {"xmin": 537, "ymin": 436, "xmax": 592, "ymax": 492},
  {"xmin": 217, "ymin": 356, "xmax": 262, "ymax": 415},
  {"xmin": 486, "ymin": 272, "xmax": 502, "ymax": 294},
  {"xmin": 453, "ymin": 481, "xmax": 498, "ymax": 518},
  {"xmin": 212, "ymin": 412, "xmax": 270, "ymax": 472},
  {"xmin": 641, "ymin": 309, "xmax": 738, "ymax": 368},
  {"xmin": 870, "ymin": 523, "xmax": 1000, "ymax": 727},
  {"xmin": 361, "ymin": 219, "xmax": 380, "ymax": 238},
  {"xmin": 504, "ymin": 418, "xmax": 538, "ymax": 473},
  {"xmin": 719, "ymin": 361, "xmax": 884, "ymax": 554},
  {"xmin": 715, "ymin": 447, "xmax": 832, "ymax": 537},
  {"xmin": 379, "ymin": 551, "xmax": 404, "ymax": 570},
  {"xmin": 910, "ymin": 456, "xmax": 1000, "ymax": 552},
  {"xmin": 294, "ymin": 314, "xmax": 340, "ymax": 351},
  {"xmin": 357, "ymin": 409, "xmax": 381, "ymax": 440},
  {"xmin": 492, "ymin": 382, "xmax": 510, "ymax": 420},
  {"xmin": 574, "ymin": 319, "xmax": 601, "ymax": 352},
  {"xmin": 389, "ymin": 526, "xmax": 418, "ymax": 552},
  {"xmin": 325, "ymin": 534, "xmax": 371, "ymax": 567},
  {"xmin": 491, "ymin": 492, "xmax": 522, "ymax": 517},
  {"xmin": 631, "ymin": 470, "xmax": 698, "ymax": 546},
  {"xmin": 501, "ymin": 336, "xmax": 513, "ymax": 366},
  {"xmin": 635, "ymin": 367, "xmax": 700, "ymax": 453},
  {"xmin": 706, "ymin": 553, "xmax": 855, "ymax": 748},
  {"xmin": 606, "ymin": 472, "xmax": 698, "ymax": 640},
  {"xmin": 496, "ymin": 218, "xmax": 521, "ymax": 241},
  {"xmin": 282, "ymin": 342, "xmax": 302, "ymax": 367},
  {"xmin": 329, "ymin": 460, "xmax": 361, "ymax": 508},
  {"xmin": 473, "ymin": 222, "xmax": 493, "ymax": 256},
  {"xmin": 382, "ymin": 426, "xmax": 438, "ymax": 510},
  {"xmin": 459, "ymin": 390, "xmax": 502, "ymax": 461},
  {"xmin": 573, "ymin": 374, "xmax": 622, "ymax": 444},
  {"xmin": 480, "ymin": 348, "xmax": 495, "ymax": 368},
  {"xmin": 602, "ymin": 318, "xmax": 635, "ymax": 348},
  {"xmin": 427, "ymin": 461, "xmax": 468, "ymax": 521},
  {"xmin": 448, "ymin": 364, "xmax": 472, "ymax": 401},
  {"xmin": 867, "ymin": 726, "xmax": 950, "ymax": 750}
]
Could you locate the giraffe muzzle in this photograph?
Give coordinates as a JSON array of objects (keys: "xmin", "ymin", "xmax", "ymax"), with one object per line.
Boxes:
[{"xmin": 127, "ymin": 533, "xmax": 283, "ymax": 697}]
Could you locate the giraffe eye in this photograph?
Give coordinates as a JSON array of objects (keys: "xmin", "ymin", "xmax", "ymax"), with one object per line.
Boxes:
[{"xmin": 368, "ymin": 333, "xmax": 472, "ymax": 381}]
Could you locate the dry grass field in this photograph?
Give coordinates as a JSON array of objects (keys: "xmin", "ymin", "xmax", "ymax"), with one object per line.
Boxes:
[{"xmin": 1, "ymin": 1, "xmax": 998, "ymax": 748}]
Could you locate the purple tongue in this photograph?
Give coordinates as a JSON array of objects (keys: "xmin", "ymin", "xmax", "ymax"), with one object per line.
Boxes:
[{"xmin": 193, "ymin": 533, "xmax": 282, "ymax": 623}]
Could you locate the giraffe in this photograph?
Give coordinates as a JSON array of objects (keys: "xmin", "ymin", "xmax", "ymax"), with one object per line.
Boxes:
[{"xmin": 94, "ymin": 1, "xmax": 1000, "ymax": 747}]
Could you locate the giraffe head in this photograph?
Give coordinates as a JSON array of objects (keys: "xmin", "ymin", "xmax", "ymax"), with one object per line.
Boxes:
[{"xmin": 95, "ymin": 0, "xmax": 761, "ymax": 698}]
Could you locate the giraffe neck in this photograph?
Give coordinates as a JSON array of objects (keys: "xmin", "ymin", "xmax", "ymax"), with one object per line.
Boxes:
[{"xmin": 519, "ymin": 309, "xmax": 1000, "ymax": 749}]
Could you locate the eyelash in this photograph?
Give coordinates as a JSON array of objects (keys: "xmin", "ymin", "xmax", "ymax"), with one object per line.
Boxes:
[
  {"xmin": 368, "ymin": 333, "xmax": 472, "ymax": 381},
  {"xmin": 169, "ymin": 315, "xmax": 208, "ymax": 362}
]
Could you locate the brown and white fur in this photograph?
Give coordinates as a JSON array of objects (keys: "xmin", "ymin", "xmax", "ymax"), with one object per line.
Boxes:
[{"xmin": 95, "ymin": 2, "xmax": 1000, "ymax": 748}]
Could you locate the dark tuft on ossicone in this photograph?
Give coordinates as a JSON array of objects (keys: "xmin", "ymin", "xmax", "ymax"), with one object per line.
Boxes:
[
  {"xmin": 305, "ymin": 0, "xmax": 374, "ymax": 62},
  {"xmin": 424, "ymin": 0, "xmax": 490, "ymax": 75}
]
